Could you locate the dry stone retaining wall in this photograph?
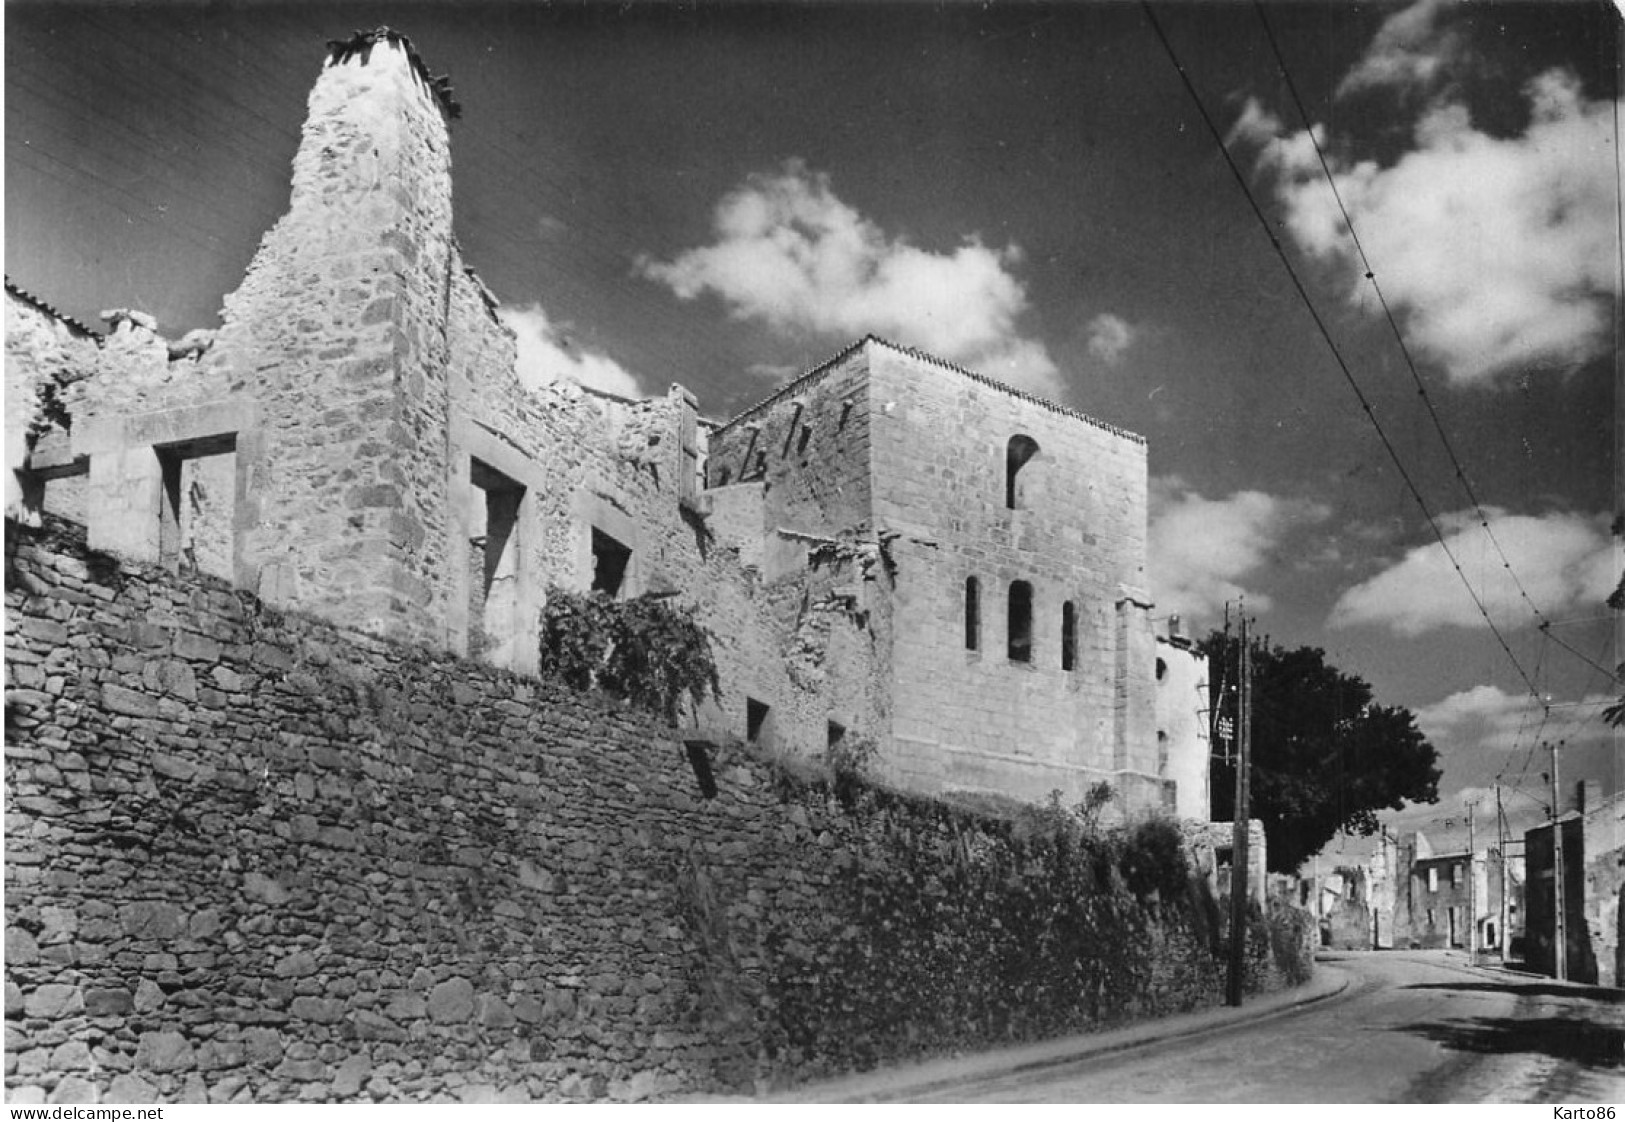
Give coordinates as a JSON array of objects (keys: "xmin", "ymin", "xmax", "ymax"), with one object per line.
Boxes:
[{"xmin": 5, "ymin": 519, "xmax": 1305, "ymax": 1104}]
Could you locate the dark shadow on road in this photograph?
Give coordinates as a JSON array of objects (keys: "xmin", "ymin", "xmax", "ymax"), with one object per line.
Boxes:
[
  {"xmin": 1403, "ymin": 981, "xmax": 1625, "ymax": 1004},
  {"xmin": 1398, "ymin": 1014, "xmax": 1623, "ymax": 1068}
]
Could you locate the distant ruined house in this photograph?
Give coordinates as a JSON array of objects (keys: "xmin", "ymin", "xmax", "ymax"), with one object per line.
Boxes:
[
  {"xmin": 1524, "ymin": 783, "xmax": 1624, "ymax": 986},
  {"xmin": 6, "ymin": 29, "xmax": 1203, "ymax": 817}
]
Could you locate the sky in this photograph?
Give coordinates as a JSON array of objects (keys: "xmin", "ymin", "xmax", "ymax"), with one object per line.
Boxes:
[{"xmin": 6, "ymin": 0, "xmax": 1620, "ymax": 862}]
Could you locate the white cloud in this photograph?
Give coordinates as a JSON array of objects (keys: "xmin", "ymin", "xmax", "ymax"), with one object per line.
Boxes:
[
  {"xmin": 1235, "ymin": 69, "xmax": 1617, "ymax": 387},
  {"xmin": 1415, "ymin": 683, "xmax": 1544, "ymax": 756},
  {"xmin": 1396, "ymin": 683, "xmax": 1621, "ymax": 845},
  {"xmin": 499, "ymin": 302, "xmax": 643, "ymax": 399},
  {"xmin": 1084, "ymin": 313, "xmax": 1136, "ymax": 366},
  {"xmin": 1335, "ymin": 0, "xmax": 1465, "ymax": 100},
  {"xmin": 1148, "ymin": 477, "xmax": 1331, "ymax": 622},
  {"xmin": 638, "ymin": 160, "xmax": 1062, "ymax": 398},
  {"xmin": 1329, "ymin": 509, "xmax": 1617, "ymax": 635}
]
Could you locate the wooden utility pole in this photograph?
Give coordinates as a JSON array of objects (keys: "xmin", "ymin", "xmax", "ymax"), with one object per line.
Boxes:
[
  {"xmin": 1465, "ymin": 799, "xmax": 1477, "ymax": 961},
  {"xmin": 1549, "ymin": 740, "xmax": 1567, "ymax": 981},
  {"xmin": 1496, "ymin": 785, "xmax": 1508, "ymax": 962},
  {"xmin": 1226, "ymin": 608, "xmax": 1251, "ymax": 1007}
]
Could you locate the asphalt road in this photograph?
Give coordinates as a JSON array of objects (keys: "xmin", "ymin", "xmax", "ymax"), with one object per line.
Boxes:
[{"xmin": 907, "ymin": 951, "xmax": 1625, "ymax": 1103}]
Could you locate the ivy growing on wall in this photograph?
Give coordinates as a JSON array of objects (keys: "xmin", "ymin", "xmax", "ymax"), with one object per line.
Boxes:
[{"xmin": 537, "ymin": 587, "xmax": 721, "ymax": 723}]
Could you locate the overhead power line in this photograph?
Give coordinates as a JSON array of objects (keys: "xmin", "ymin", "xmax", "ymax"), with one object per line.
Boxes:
[
  {"xmin": 1139, "ymin": 0, "xmax": 1544, "ymax": 705},
  {"xmin": 1250, "ymin": 0, "xmax": 1620, "ymax": 691}
]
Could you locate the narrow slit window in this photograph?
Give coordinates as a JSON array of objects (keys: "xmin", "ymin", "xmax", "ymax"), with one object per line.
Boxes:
[
  {"xmin": 1005, "ymin": 434, "xmax": 1040, "ymax": 509},
  {"xmin": 1008, "ymin": 580, "xmax": 1033, "ymax": 663},
  {"xmin": 965, "ymin": 576, "xmax": 981, "ymax": 651},
  {"xmin": 1061, "ymin": 600, "xmax": 1076, "ymax": 670},
  {"xmin": 683, "ymin": 740, "xmax": 718, "ymax": 799},
  {"xmin": 746, "ymin": 697, "xmax": 771, "ymax": 745}
]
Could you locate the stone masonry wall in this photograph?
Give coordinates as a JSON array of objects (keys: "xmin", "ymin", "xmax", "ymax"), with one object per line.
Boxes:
[
  {"xmin": 5, "ymin": 519, "xmax": 1305, "ymax": 1104},
  {"xmin": 867, "ymin": 343, "xmax": 1157, "ymax": 806}
]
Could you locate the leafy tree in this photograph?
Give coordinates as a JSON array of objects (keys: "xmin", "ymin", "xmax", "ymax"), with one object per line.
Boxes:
[{"xmin": 1200, "ymin": 632, "xmax": 1441, "ymax": 873}]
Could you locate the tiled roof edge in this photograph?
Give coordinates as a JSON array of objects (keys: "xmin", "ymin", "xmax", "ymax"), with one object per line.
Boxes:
[
  {"xmin": 711, "ymin": 336, "xmax": 873, "ymax": 435},
  {"xmin": 870, "ymin": 336, "xmax": 1147, "ymax": 445},
  {"xmin": 4, "ymin": 277, "xmax": 102, "ymax": 340},
  {"xmin": 714, "ymin": 335, "xmax": 1146, "ymax": 445}
]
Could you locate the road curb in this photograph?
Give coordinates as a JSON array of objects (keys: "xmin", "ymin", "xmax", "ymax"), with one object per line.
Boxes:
[{"xmin": 770, "ymin": 966, "xmax": 1354, "ymax": 1103}]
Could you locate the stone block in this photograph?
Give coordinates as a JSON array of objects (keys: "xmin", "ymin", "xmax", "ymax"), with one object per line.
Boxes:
[
  {"xmin": 102, "ymin": 683, "xmax": 159, "ymax": 718},
  {"xmin": 290, "ymin": 996, "xmax": 344, "ymax": 1024},
  {"xmin": 6, "ymin": 927, "xmax": 39, "ymax": 965},
  {"xmin": 274, "ymin": 950, "xmax": 318, "ymax": 978},
  {"xmin": 121, "ymin": 900, "xmax": 184, "ymax": 940},
  {"xmin": 331, "ymin": 1053, "xmax": 372, "ymax": 1098},
  {"xmin": 243, "ymin": 872, "xmax": 290, "ymax": 905},
  {"xmin": 427, "ymin": 977, "xmax": 474, "ymax": 1024},
  {"xmin": 383, "ymin": 992, "xmax": 425, "ymax": 1021},
  {"xmin": 49, "ymin": 1039, "xmax": 92, "ymax": 1070},
  {"xmin": 135, "ymin": 1030, "xmax": 195, "ymax": 1073},
  {"xmin": 133, "ymin": 978, "xmax": 165, "ymax": 1012},
  {"xmin": 107, "ymin": 1074, "xmax": 160, "ymax": 1104},
  {"xmin": 241, "ymin": 1026, "xmax": 284, "ymax": 1065},
  {"xmin": 352, "ymin": 1010, "xmax": 405, "ymax": 1041},
  {"xmin": 83, "ymin": 987, "xmax": 134, "ymax": 1016},
  {"xmin": 47, "ymin": 1076, "xmax": 99, "ymax": 1104},
  {"xmin": 23, "ymin": 983, "xmax": 82, "ymax": 1019},
  {"xmin": 475, "ymin": 995, "xmax": 515, "ymax": 1029}
]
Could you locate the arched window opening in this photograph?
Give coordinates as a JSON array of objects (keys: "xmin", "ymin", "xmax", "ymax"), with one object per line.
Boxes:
[
  {"xmin": 1008, "ymin": 580, "xmax": 1033, "ymax": 662},
  {"xmin": 965, "ymin": 576, "xmax": 981, "ymax": 651},
  {"xmin": 1006, "ymin": 434, "xmax": 1040, "ymax": 509},
  {"xmin": 1061, "ymin": 600, "xmax": 1076, "ymax": 671}
]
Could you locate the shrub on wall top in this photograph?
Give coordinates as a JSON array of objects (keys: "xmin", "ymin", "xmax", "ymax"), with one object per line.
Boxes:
[{"xmin": 538, "ymin": 587, "xmax": 721, "ymax": 722}]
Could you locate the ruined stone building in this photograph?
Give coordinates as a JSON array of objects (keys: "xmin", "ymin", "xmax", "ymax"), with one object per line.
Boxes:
[
  {"xmin": 6, "ymin": 30, "xmax": 1197, "ymax": 816},
  {"xmin": 1524, "ymin": 783, "xmax": 1623, "ymax": 986}
]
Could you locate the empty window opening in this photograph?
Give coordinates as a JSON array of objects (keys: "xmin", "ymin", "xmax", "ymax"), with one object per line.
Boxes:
[
  {"xmin": 684, "ymin": 740, "xmax": 718, "ymax": 799},
  {"xmin": 1157, "ymin": 730, "xmax": 1169, "ymax": 772},
  {"xmin": 1061, "ymin": 601, "xmax": 1077, "ymax": 670},
  {"xmin": 965, "ymin": 576, "xmax": 981, "ymax": 651},
  {"xmin": 469, "ymin": 460, "xmax": 525, "ymax": 665},
  {"xmin": 156, "ymin": 434, "xmax": 236, "ymax": 579},
  {"xmin": 1005, "ymin": 434, "xmax": 1040, "ymax": 509},
  {"xmin": 1155, "ymin": 657, "xmax": 1167, "ymax": 682},
  {"xmin": 1007, "ymin": 580, "xmax": 1033, "ymax": 662},
  {"xmin": 591, "ymin": 527, "xmax": 632, "ymax": 597},
  {"xmin": 746, "ymin": 697, "xmax": 772, "ymax": 746},
  {"xmin": 827, "ymin": 720, "xmax": 846, "ymax": 749},
  {"xmin": 796, "ymin": 425, "xmax": 812, "ymax": 455}
]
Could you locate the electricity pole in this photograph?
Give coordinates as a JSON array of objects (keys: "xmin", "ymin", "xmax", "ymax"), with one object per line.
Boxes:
[
  {"xmin": 1496, "ymin": 785, "xmax": 1508, "ymax": 962},
  {"xmin": 1226, "ymin": 608, "xmax": 1251, "ymax": 1007},
  {"xmin": 1549, "ymin": 740, "xmax": 1567, "ymax": 981},
  {"xmin": 1465, "ymin": 799, "xmax": 1477, "ymax": 961}
]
